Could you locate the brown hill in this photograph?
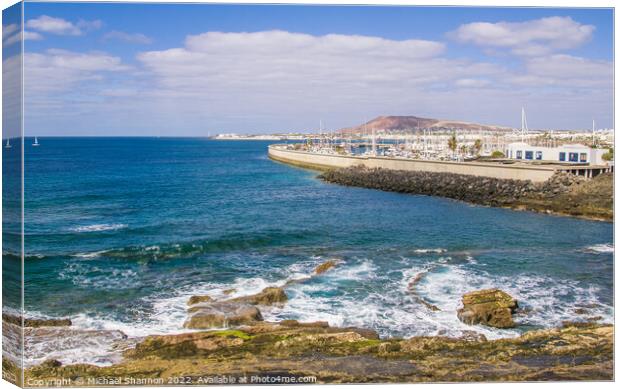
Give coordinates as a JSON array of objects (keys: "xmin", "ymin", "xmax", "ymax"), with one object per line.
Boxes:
[{"xmin": 339, "ymin": 116, "xmax": 511, "ymax": 134}]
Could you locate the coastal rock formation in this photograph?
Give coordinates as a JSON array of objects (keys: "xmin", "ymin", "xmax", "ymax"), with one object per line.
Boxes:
[
  {"xmin": 188, "ymin": 288, "xmax": 289, "ymax": 307},
  {"xmin": 315, "ymin": 259, "xmax": 338, "ymax": 274},
  {"xmin": 187, "ymin": 295, "xmax": 213, "ymax": 306},
  {"xmin": 457, "ymin": 289, "xmax": 518, "ymax": 328},
  {"xmin": 24, "ymin": 323, "xmax": 613, "ymax": 383},
  {"xmin": 2, "ymin": 313, "xmax": 72, "ymax": 328},
  {"xmin": 226, "ymin": 287, "xmax": 288, "ymax": 305},
  {"xmin": 319, "ymin": 167, "xmax": 612, "ymax": 221},
  {"xmin": 184, "ymin": 302, "xmax": 263, "ymax": 329},
  {"xmin": 407, "ymin": 269, "xmax": 440, "ymax": 311}
]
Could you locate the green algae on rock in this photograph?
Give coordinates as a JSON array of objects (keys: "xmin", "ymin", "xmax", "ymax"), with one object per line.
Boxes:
[{"xmin": 24, "ymin": 323, "xmax": 613, "ymax": 384}]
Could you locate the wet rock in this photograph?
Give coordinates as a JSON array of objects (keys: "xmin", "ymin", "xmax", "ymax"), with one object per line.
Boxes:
[
  {"xmin": 458, "ymin": 330, "xmax": 488, "ymax": 342},
  {"xmin": 187, "ymin": 295, "xmax": 214, "ymax": 306},
  {"xmin": 280, "ymin": 319, "xmax": 330, "ymax": 328},
  {"xmin": 24, "ymin": 323, "xmax": 613, "ymax": 383},
  {"xmin": 223, "ymin": 288, "xmax": 236, "ymax": 295},
  {"xmin": 184, "ymin": 302, "xmax": 263, "ymax": 329},
  {"xmin": 227, "ymin": 287, "xmax": 288, "ymax": 306},
  {"xmin": 315, "ymin": 260, "xmax": 337, "ymax": 275},
  {"xmin": 2, "ymin": 314, "xmax": 72, "ymax": 328},
  {"xmin": 128, "ymin": 330, "xmax": 249, "ymax": 359},
  {"xmin": 457, "ymin": 289, "xmax": 518, "ymax": 328},
  {"xmin": 40, "ymin": 359, "xmax": 62, "ymax": 369}
]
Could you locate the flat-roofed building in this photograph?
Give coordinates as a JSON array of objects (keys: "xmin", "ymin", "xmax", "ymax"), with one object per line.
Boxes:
[{"xmin": 506, "ymin": 142, "xmax": 610, "ymax": 165}]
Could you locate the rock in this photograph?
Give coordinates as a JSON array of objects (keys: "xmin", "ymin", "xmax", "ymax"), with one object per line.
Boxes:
[
  {"xmin": 318, "ymin": 167, "xmax": 612, "ymax": 221},
  {"xmin": 222, "ymin": 288, "xmax": 236, "ymax": 295},
  {"xmin": 280, "ymin": 319, "xmax": 330, "ymax": 328},
  {"xmin": 184, "ymin": 302, "xmax": 263, "ymax": 329},
  {"xmin": 315, "ymin": 260, "xmax": 337, "ymax": 274},
  {"xmin": 23, "ymin": 322, "xmax": 614, "ymax": 382},
  {"xmin": 458, "ymin": 330, "xmax": 488, "ymax": 342},
  {"xmin": 187, "ymin": 295, "xmax": 214, "ymax": 306},
  {"xmin": 2, "ymin": 314, "xmax": 72, "ymax": 328},
  {"xmin": 128, "ymin": 330, "xmax": 249, "ymax": 359},
  {"xmin": 227, "ymin": 287, "xmax": 288, "ymax": 306},
  {"xmin": 40, "ymin": 359, "xmax": 62, "ymax": 369},
  {"xmin": 457, "ymin": 289, "xmax": 518, "ymax": 328}
]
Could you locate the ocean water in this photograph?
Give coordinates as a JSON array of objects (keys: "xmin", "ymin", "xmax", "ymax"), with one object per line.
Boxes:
[{"xmin": 5, "ymin": 138, "xmax": 614, "ymax": 366}]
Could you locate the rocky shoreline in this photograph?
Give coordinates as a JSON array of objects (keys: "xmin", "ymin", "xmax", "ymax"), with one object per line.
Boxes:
[
  {"xmin": 3, "ymin": 262, "xmax": 614, "ymax": 384},
  {"xmin": 319, "ymin": 167, "xmax": 613, "ymax": 221}
]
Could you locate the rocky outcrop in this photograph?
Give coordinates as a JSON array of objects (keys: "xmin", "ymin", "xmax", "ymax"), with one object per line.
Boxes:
[
  {"xmin": 315, "ymin": 260, "xmax": 338, "ymax": 275},
  {"xmin": 227, "ymin": 287, "xmax": 288, "ymax": 305},
  {"xmin": 319, "ymin": 168, "xmax": 613, "ymax": 221},
  {"xmin": 457, "ymin": 289, "xmax": 518, "ymax": 328},
  {"xmin": 187, "ymin": 295, "xmax": 213, "ymax": 306},
  {"xmin": 184, "ymin": 302, "xmax": 263, "ymax": 329},
  {"xmin": 25, "ymin": 323, "xmax": 613, "ymax": 383},
  {"xmin": 2, "ymin": 313, "xmax": 72, "ymax": 328},
  {"xmin": 183, "ymin": 287, "xmax": 289, "ymax": 329}
]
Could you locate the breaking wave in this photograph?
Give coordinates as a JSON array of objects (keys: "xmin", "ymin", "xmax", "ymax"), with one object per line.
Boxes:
[
  {"xmin": 583, "ymin": 243, "xmax": 614, "ymax": 254},
  {"xmin": 70, "ymin": 224, "xmax": 128, "ymax": 233}
]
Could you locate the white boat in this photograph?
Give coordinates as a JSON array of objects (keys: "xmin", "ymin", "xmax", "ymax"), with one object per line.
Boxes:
[
  {"xmin": 4, "ymin": 138, "xmax": 11, "ymax": 148},
  {"xmin": 33, "ymin": 136, "xmax": 40, "ymax": 146}
]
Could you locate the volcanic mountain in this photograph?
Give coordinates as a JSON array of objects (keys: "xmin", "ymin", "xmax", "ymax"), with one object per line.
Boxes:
[{"xmin": 338, "ymin": 116, "xmax": 511, "ymax": 134}]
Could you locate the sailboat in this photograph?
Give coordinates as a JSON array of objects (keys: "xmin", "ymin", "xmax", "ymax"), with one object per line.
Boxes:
[
  {"xmin": 4, "ymin": 138, "xmax": 11, "ymax": 149},
  {"xmin": 32, "ymin": 136, "xmax": 40, "ymax": 147}
]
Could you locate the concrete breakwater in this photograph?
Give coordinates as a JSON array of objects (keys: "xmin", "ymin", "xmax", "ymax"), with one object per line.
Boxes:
[
  {"xmin": 268, "ymin": 145, "xmax": 559, "ymax": 182},
  {"xmin": 319, "ymin": 167, "xmax": 613, "ymax": 221}
]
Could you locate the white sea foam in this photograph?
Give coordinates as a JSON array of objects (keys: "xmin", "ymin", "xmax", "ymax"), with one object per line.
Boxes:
[
  {"xmin": 24, "ymin": 326, "xmax": 135, "ymax": 367},
  {"xmin": 70, "ymin": 223, "xmax": 127, "ymax": 233},
  {"xmin": 59, "ymin": 262, "xmax": 139, "ymax": 290},
  {"xmin": 31, "ymin": 254, "xmax": 614, "ymax": 366},
  {"xmin": 583, "ymin": 243, "xmax": 614, "ymax": 254},
  {"xmin": 72, "ymin": 250, "xmax": 110, "ymax": 259},
  {"xmin": 413, "ymin": 248, "xmax": 446, "ymax": 254}
]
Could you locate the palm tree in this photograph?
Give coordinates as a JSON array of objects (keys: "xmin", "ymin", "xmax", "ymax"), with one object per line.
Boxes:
[
  {"xmin": 473, "ymin": 139, "xmax": 482, "ymax": 155},
  {"xmin": 447, "ymin": 133, "xmax": 457, "ymax": 158}
]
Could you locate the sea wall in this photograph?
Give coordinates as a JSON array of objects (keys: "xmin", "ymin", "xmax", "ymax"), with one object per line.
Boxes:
[
  {"xmin": 268, "ymin": 145, "xmax": 557, "ymax": 182},
  {"xmin": 319, "ymin": 166, "xmax": 538, "ymax": 207},
  {"xmin": 319, "ymin": 166, "xmax": 612, "ymax": 221}
]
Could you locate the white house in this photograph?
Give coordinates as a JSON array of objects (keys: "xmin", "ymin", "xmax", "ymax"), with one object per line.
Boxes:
[{"xmin": 506, "ymin": 143, "xmax": 610, "ymax": 165}]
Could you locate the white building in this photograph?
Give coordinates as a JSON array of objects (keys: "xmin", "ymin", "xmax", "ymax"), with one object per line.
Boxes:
[{"xmin": 506, "ymin": 142, "xmax": 610, "ymax": 165}]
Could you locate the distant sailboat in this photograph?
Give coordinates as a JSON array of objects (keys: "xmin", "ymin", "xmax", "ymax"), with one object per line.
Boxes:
[
  {"xmin": 33, "ymin": 136, "xmax": 40, "ymax": 147},
  {"xmin": 5, "ymin": 138, "xmax": 11, "ymax": 148}
]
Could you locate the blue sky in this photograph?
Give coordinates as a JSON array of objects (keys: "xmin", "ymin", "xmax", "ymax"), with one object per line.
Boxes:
[{"xmin": 3, "ymin": 2, "xmax": 614, "ymax": 135}]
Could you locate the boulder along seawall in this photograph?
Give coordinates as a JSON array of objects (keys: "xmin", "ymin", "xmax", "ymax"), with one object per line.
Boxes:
[{"xmin": 319, "ymin": 167, "xmax": 612, "ymax": 221}]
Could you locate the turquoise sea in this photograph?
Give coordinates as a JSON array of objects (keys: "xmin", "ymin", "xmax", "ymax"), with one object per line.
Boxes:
[{"xmin": 2, "ymin": 138, "xmax": 614, "ymax": 366}]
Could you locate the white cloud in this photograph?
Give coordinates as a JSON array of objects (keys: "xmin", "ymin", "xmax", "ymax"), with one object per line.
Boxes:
[
  {"xmin": 137, "ymin": 30, "xmax": 459, "ymax": 93},
  {"xmin": 25, "ymin": 49, "xmax": 128, "ymax": 95},
  {"xmin": 23, "ymin": 31, "xmax": 44, "ymax": 41},
  {"xmin": 3, "ymin": 23, "xmax": 18, "ymax": 40},
  {"xmin": 454, "ymin": 78, "xmax": 491, "ymax": 88},
  {"xmin": 22, "ymin": 30, "xmax": 613, "ymax": 134},
  {"xmin": 103, "ymin": 30, "xmax": 152, "ymax": 44},
  {"xmin": 25, "ymin": 15, "xmax": 101, "ymax": 36},
  {"xmin": 3, "ymin": 30, "xmax": 44, "ymax": 46},
  {"xmin": 518, "ymin": 54, "xmax": 612, "ymax": 88},
  {"xmin": 451, "ymin": 16, "xmax": 594, "ymax": 56}
]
